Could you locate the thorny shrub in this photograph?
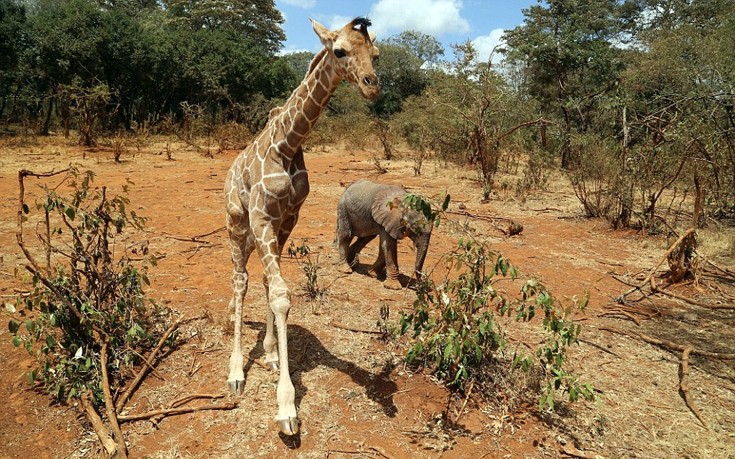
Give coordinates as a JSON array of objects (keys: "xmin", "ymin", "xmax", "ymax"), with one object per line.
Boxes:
[{"xmin": 7, "ymin": 168, "xmax": 173, "ymax": 408}]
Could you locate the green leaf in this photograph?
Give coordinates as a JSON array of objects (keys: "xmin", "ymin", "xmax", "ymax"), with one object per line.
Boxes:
[
  {"xmin": 6, "ymin": 302, "xmax": 17, "ymax": 313},
  {"xmin": 65, "ymin": 206, "xmax": 76, "ymax": 220},
  {"xmin": 22, "ymin": 203, "xmax": 29, "ymax": 214},
  {"xmin": 12, "ymin": 336, "xmax": 21, "ymax": 347},
  {"xmin": 8, "ymin": 320, "xmax": 20, "ymax": 334},
  {"xmin": 45, "ymin": 335, "xmax": 56, "ymax": 350}
]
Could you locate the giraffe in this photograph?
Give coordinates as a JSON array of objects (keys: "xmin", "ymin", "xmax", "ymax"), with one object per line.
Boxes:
[{"xmin": 223, "ymin": 17, "xmax": 380, "ymax": 436}]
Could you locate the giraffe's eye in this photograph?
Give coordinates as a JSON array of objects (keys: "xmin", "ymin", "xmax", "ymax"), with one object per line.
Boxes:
[{"xmin": 334, "ymin": 48, "xmax": 346, "ymax": 59}]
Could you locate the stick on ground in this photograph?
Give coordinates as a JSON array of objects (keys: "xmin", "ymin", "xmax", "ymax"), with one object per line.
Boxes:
[{"xmin": 679, "ymin": 347, "xmax": 708, "ymax": 429}]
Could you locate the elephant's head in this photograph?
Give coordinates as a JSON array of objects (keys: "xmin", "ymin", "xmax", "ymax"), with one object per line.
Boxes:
[{"xmin": 373, "ymin": 190, "xmax": 434, "ymax": 279}]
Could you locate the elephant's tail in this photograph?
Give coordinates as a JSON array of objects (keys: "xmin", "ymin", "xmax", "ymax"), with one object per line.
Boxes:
[{"xmin": 335, "ymin": 205, "xmax": 353, "ymax": 244}]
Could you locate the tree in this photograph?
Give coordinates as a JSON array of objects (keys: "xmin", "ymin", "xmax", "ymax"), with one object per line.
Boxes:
[
  {"xmin": 503, "ymin": 0, "xmax": 628, "ymax": 168},
  {"xmin": 0, "ymin": 0, "xmax": 27, "ymax": 120},
  {"xmin": 372, "ymin": 31, "xmax": 444, "ymax": 117},
  {"xmin": 163, "ymin": 0, "xmax": 285, "ymax": 53}
]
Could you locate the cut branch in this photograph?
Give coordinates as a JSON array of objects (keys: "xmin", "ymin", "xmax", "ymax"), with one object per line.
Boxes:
[
  {"xmin": 101, "ymin": 341, "xmax": 128, "ymax": 458},
  {"xmin": 81, "ymin": 392, "xmax": 118, "ymax": 457},
  {"xmin": 117, "ymin": 401, "xmax": 238, "ymax": 423}
]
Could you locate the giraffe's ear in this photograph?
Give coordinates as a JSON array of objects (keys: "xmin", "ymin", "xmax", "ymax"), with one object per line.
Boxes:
[
  {"xmin": 311, "ymin": 19, "xmax": 336, "ymax": 48},
  {"xmin": 369, "ymin": 31, "xmax": 377, "ymax": 43}
]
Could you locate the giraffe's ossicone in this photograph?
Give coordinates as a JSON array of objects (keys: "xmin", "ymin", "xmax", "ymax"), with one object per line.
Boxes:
[{"xmin": 223, "ymin": 17, "xmax": 379, "ymax": 436}]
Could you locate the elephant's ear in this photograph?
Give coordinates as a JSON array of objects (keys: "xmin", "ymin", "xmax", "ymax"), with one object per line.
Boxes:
[{"xmin": 372, "ymin": 189, "xmax": 407, "ymax": 240}]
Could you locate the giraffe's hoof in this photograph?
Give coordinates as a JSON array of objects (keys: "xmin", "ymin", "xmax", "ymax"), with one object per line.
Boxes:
[
  {"xmin": 276, "ymin": 416, "xmax": 300, "ymax": 436},
  {"xmin": 383, "ymin": 278, "xmax": 402, "ymax": 290},
  {"xmin": 228, "ymin": 379, "xmax": 245, "ymax": 395},
  {"xmin": 266, "ymin": 361, "xmax": 279, "ymax": 372}
]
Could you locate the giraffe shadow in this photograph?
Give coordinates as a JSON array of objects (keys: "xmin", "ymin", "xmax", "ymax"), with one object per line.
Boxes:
[{"xmin": 243, "ymin": 321, "xmax": 399, "ymax": 445}]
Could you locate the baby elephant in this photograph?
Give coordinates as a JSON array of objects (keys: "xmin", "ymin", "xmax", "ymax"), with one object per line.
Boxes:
[{"xmin": 336, "ymin": 179, "xmax": 433, "ymax": 289}]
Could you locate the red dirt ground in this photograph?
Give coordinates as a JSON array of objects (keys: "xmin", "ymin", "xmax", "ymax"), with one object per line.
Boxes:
[{"xmin": 0, "ymin": 137, "xmax": 733, "ymax": 458}]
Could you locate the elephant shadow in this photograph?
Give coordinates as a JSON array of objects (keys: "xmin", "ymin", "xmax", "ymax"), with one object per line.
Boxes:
[
  {"xmin": 242, "ymin": 321, "xmax": 399, "ymax": 443},
  {"xmin": 349, "ymin": 260, "xmax": 414, "ymax": 288}
]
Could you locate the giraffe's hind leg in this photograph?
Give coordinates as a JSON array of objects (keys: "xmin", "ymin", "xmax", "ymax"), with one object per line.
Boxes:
[{"xmin": 226, "ymin": 212, "xmax": 255, "ymax": 395}]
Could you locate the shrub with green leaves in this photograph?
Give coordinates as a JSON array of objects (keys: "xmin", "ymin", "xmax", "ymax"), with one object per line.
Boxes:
[
  {"xmin": 398, "ymin": 236, "xmax": 595, "ymax": 411},
  {"xmin": 8, "ymin": 168, "xmax": 172, "ymax": 407}
]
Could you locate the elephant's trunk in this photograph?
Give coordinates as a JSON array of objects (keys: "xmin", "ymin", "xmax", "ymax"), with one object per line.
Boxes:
[{"xmin": 413, "ymin": 231, "xmax": 432, "ymax": 280}]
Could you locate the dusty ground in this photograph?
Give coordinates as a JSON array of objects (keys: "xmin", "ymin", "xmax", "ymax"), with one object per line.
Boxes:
[{"xmin": 0, "ymin": 136, "xmax": 733, "ymax": 458}]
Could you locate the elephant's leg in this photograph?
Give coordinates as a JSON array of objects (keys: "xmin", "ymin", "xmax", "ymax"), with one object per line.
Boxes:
[
  {"xmin": 348, "ymin": 235, "xmax": 376, "ymax": 270},
  {"xmin": 380, "ymin": 232, "xmax": 402, "ymax": 290},
  {"xmin": 336, "ymin": 232, "xmax": 355, "ymax": 272},
  {"xmin": 368, "ymin": 243, "xmax": 386, "ymax": 277}
]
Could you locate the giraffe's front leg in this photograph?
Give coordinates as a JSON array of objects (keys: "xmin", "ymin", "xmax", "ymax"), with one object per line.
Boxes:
[
  {"xmin": 254, "ymin": 220, "xmax": 300, "ymax": 435},
  {"xmin": 227, "ymin": 270, "xmax": 247, "ymax": 394},
  {"xmin": 226, "ymin": 213, "xmax": 254, "ymax": 395}
]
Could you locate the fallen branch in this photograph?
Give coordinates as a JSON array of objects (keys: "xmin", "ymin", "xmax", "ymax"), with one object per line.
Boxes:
[
  {"xmin": 162, "ymin": 226, "xmax": 225, "ymax": 243},
  {"xmin": 116, "ymin": 317, "xmax": 181, "ymax": 413},
  {"xmin": 578, "ymin": 338, "xmax": 621, "ymax": 358},
  {"xmin": 369, "ymin": 446, "xmax": 395, "ymax": 459},
  {"xmin": 170, "ymin": 393, "xmax": 225, "ymax": 408},
  {"xmin": 329, "ymin": 320, "xmax": 383, "ymax": 335},
  {"xmin": 454, "ymin": 379, "xmax": 475, "ymax": 424},
  {"xmin": 81, "ymin": 392, "xmax": 118, "ymax": 457},
  {"xmin": 600, "ymin": 326, "xmax": 735, "ymax": 360},
  {"xmin": 101, "ymin": 341, "xmax": 128, "ymax": 458},
  {"xmin": 704, "ymin": 258, "xmax": 735, "ymax": 279},
  {"xmin": 560, "ymin": 443, "xmax": 607, "ymax": 459},
  {"xmin": 617, "ymin": 228, "xmax": 695, "ymax": 301},
  {"xmin": 117, "ymin": 401, "xmax": 238, "ymax": 423},
  {"xmin": 598, "ymin": 309, "xmax": 641, "ymax": 326},
  {"xmin": 650, "ymin": 285, "xmax": 735, "ymax": 310},
  {"xmin": 679, "ymin": 348, "xmax": 708, "ymax": 429}
]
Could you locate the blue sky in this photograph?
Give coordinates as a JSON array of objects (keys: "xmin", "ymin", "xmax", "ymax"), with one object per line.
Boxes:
[{"xmin": 275, "ymin": 0, "xmax": 539, "ymax": 62}]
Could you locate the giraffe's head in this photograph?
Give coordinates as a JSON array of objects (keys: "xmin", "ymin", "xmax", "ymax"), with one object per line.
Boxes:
[{"xmin": 311, "ymin": 17, "xmax": 380, "ymax": 100}]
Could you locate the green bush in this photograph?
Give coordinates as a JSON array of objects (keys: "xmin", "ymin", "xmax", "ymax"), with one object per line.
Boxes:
[
  {"xmin": 8, "ymin": 168, "xmax": 173, "ymax": 407},
  {"xmin": 398, "ymin": 236, "xmax": 595, "ymax": 411}
]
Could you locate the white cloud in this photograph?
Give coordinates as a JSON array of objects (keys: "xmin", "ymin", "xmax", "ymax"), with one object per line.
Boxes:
[
  {"xmin": 327, "ymin": 15, "xmax": 354, "ymax": 31},
  {"xmin": 368, "ymin": 0, "xmax": 470, "ymax": 38},
  {"xmin": 280, "ymin": 0, "xmax": 316, "ymax": 8},
  {"xmin": 471, "ymin": 28, "xmax": 506, "ymax": 65}
]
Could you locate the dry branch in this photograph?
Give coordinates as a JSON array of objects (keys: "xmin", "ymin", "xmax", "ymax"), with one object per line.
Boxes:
[
  {"xmin": 81, "ymin": 392, "xmax": 118, "ymax": 457},
  {"xmin": 101, "ymin": 342, "xmax": 127, "ymax": 458},
  {"xmin": 170, "ymin": 393, "xmax": 225, "ymax": 408},
  {"xmin": 162, "ymin": 226, "xmax": 225, "ymax": 243},
  {"xmin": 117, "ymin": 401, "xmax": 238, "ymax": 423},
  {"xmin": 679, "ymin": 347, "xmax": 708, "ymax": 429},
  {"xmin": 617, "ymin": 228, "xmax": 696, "ymax": 301},
  {"xmin": 329, "ymin": 320, "xmax": 383, "ymax": 335},
  {"xmin": 650, "ymin": 284, "xmax": 735, "ymax": 310},
  {"xmin": 445, "ymin": 210, "xmax": 523, "ymax": 235},
  {"xmin": 600, "ymin": 326, "xmax": 735, "ymax": 360},
  {"xmin": 454, "ymin": 379, "xmax": 475, "ymax": 424},
  {"xmin": 560, "ymin": 444, "xmax": 608, "ymax": 459},
  {"xmin": 115, "ymin": 317, "xmax": 181, "ymax": 413}
]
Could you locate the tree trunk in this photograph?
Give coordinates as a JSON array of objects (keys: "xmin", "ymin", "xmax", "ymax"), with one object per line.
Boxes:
[{"xmin": 40, "ymin": 94, "xmax": 54, "ymax": 136}]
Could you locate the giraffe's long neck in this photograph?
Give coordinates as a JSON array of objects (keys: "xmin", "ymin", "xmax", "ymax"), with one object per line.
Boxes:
[{"xmin": 273, "ymin": 49, "xmax": 340, "ymax": 155}]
